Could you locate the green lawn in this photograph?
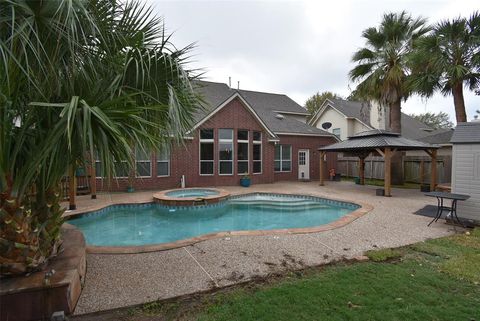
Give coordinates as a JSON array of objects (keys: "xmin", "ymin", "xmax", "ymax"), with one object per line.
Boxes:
[{"xmin": 75, "ymin": 230, "xmax": 480, "ymax": 321}]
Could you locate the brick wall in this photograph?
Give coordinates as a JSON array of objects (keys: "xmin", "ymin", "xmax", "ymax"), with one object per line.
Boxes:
[{"xmin": 95, "ymin": 97, "xmax": 337, "ymax": 192}]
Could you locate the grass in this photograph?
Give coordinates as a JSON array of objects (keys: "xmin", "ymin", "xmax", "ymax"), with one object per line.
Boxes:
[
  {"xmin": 365, "ymin": 248, "xmax": 403, "ymax": 262},
  {"xmin": 73, "ymin": 230, "xmax": 480, "ymax": 321}
]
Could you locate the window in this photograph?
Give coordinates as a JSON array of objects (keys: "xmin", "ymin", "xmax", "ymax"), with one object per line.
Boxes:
[
  {"xmin": 135, "ymin": 148, "xmax": 151, "ymax": 177},
  {"xmin": 219, "ymin": 129, "xmax": 233, "ymax": 175},
  {"xmin": 200, "ymin": 129, "xmax": 214, "ymax": 175},
  {"xmin": 94, "ymin": 152, "xmax": 103, "ymax": 178},
  {"xmin": 237, "ymin": 130, "xmax": 249, "ymax": 174},
  {"xmin": 332, "ymin": 128, "xmax": 341, "ymax": 138},
  {"xmin": 157, "ymin": 149, "xmax": 170, "ymax": 177},
  {"xmin": 114, "ymin": 160, "xmax": 129, "ymax": 178},
  {"xmin": 253, "ymin": 131, "xmax": 262, "ymax": 174},
  {"xmin": 274, "ymin": 145, "xmax": 292, "ymax": 172}
]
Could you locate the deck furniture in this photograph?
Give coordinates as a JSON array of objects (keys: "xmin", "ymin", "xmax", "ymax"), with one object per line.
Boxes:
[{"xmin": 424, "ymin": 191, "xmax": 470, "ymax": 227}]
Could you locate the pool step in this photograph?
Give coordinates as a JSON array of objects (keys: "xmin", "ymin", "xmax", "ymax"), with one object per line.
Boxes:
[{"xmin": 230, "ymin": 201, "xmax": 329, "ymax": 211}]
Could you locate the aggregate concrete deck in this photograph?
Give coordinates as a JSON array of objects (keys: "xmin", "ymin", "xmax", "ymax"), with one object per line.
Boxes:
[{"xmin": 69, "ymin": 181, "xmax": 457, "ymax": 315}]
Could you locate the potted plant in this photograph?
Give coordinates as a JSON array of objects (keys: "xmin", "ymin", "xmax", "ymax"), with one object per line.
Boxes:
[{"xmin": 240, "ymin": 174, "xmax": 251, "ymax": 187}]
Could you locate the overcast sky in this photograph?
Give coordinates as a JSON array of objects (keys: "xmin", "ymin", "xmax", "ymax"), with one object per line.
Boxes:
[{"xmin": 149, "ymin": 0, "xmax": 479, "ymax": 123}]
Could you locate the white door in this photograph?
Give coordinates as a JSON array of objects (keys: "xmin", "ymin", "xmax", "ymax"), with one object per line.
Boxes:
[{"xmin": 298, "ymin": 149, "xmax": 310, "ymax": 180}]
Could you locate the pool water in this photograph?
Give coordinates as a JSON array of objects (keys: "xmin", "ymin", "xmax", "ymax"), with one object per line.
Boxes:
[
  {"xmin": 165, "ymin": 188, "xmax": 219, "ymax": 198},
  {"xmin": 68, "ymin": 193, "xmax": 359, "ymax": 247}
]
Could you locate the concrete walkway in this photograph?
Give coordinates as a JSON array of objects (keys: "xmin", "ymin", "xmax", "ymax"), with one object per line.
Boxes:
[{"xmin": 71, "ymin": 181, "xmax": 456, "ymax": 315}]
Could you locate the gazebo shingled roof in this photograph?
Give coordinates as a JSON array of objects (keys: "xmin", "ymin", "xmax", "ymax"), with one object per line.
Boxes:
[
  {"xmin": 317, "ymin": 129, "xmax": 439, "ymax": 197},
  {"xmin": 319, "ymin": 129, "xmax": 439, "ymax": 152}
]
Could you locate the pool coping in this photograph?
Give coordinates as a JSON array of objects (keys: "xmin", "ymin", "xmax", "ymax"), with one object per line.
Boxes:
[
  {"xmin": 153, "ymin": 188, "xmax": 230, "ymax": 206},
  {"xmin": 64, "ymin": 191, "xmax": 373, "ymax": 254}
]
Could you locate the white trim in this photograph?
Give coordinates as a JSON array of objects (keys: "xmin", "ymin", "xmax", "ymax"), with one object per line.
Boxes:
[
  {"xmin": 218, "ymin": 129, "xmax": 234, "ymax": 175},
  {"xmin": 156, "ymin": 150, "xmax": 170, "ymax": 177},
  {"xmin": 187, "ymin": 92, "xmax": 277, "ymax": 139},
  {"xmin": 273, "ymin": 110, "xmax": 310, "ymax": 116},
  {"xmin": 199, "ymin": 130, "xmax": 215, "ymax": 175},
  {"xmin": 276, "ymin": 132, "xmax": 335, "ymax": 137},
  {"xmin": 307, "ymin": 98, "xmax": 335, "ymax": 125},
  {"xmin": 252, "ymin": 131, "xmax": 262, "ymax": 175},
  {"xmin": 308, "ymin": 100, "xmax": 373, "ymax": 132},
  {"xmin": 237, "ymin": 129, "xmax": 249, "ymax": 175},
  {"xmin": 274, "ymin": 144, "xmax": 292, "ymax": 173}
]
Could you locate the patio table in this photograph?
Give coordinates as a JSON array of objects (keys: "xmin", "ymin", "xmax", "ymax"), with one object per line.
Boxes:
[{"xmin": 424, "ymin": 191, "xmax": 470, "ymax": 227}]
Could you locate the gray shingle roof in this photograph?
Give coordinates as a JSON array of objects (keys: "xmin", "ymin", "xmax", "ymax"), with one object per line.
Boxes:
[
  {"xmin": 320, "ymin": 130, "xmax": 437, "ymax": 152},
  {"xmin": 194, "ymin": 81, "xmax": 332, "ymax": 137},
  {"xmin": 451, "ymin": 122, "xmax": 480, "ymax": 144},
  {"xmin": 329, "ymin": 99, "xmax": 371, "ymax": 126},
  {"xmin": 322, "ymin": 98, "xmax": 434, "ymax": 140},
  {"xmin": 418, "ymin": 129, "xmax": 454, "ymax": 145}
]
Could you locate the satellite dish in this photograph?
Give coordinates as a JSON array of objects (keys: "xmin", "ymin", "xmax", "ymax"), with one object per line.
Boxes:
[{"xmin": 322, "ymin": 122, "xmax": 332, "ymax": 130}]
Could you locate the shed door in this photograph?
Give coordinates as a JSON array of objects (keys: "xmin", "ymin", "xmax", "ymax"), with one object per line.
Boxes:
[{"xmin": 298, "ymin": 149, "xmax": 310, "ymax": 180}]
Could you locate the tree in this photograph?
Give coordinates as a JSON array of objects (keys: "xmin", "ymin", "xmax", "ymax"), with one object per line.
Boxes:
[
  {"xmin": 410, "ymin": 112, "xmax": 454, "ymax": 129},
  {"xmin": 409, "ymin": 12, "xmax": 480, "ymax": 123},
  {"xmin": 305, "ymin": 91, "xmax": 342, "ymax": 118},
  {"xmin": 0, "ymin": 0, "xmax": 202, "ymax": 275},
  {"xmin": 349, "ymin": 11, "xmax": 429, "ymax": 134}
]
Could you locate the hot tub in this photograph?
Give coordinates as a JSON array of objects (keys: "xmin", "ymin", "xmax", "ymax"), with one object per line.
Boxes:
[{"xmin": 153, "ymin": 188, "xmax": 230, "ymax": 206}]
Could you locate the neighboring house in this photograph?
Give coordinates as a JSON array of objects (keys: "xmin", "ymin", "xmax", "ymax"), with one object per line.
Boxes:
[
  {"xmin": 450, "ymin": 122, "xmax": 480, "ymax": 223},
  {"xmin": 308, "ymin": 98, "xmax": 435, "ymax": 140},
  {"xmin": 308, "ymin": 98, "xmax": 454, "ymax": 183},
  {"xmin": 94, "ymin": 81, "xmax": 338, "ymax": 191}
]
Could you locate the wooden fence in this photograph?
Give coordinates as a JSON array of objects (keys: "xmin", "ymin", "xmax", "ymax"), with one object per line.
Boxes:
[{"xmin": 336, "ymin": 155, "xmax": 451, "ymax": 184}]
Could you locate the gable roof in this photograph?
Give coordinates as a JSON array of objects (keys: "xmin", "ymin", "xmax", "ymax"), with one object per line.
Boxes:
[
  {"xmin": 193, "ymin": 81, "xmax": 333, "ymax": 138},
  {"xmin": 319, "ymin": 129, "xmax": 438, "ymax": 152},
  {"xmin": 309, "ymin": 98, "xmax": 435, "ymax": 140},
  {"xmin": 451, "ymin": 122, "xmax": 480, "ymax": 144},
  {"xmin": 417, "ymin": 128, "xmax": 454, "ymax": 145}
]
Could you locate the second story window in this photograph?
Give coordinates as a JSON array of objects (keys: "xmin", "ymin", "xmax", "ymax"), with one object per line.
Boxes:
[{"xmin": 332, "ymin": 128, "xmax": 341, "ymax": 138}]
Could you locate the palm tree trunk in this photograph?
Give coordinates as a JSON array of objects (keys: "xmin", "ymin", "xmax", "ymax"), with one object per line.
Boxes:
[
  {"xmin": 389, "ymin": 99, "xmax": 404, "ymax": 185},
  {"xmin": 452, "ymin": 82, "xmax": 467, "ymax": 123},
  {"xmin": 389, "ymin": 99, "xmax": 402, "ymax": 134}
]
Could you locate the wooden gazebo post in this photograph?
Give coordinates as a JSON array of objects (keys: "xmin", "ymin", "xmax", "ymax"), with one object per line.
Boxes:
[
  {"xmin": 319, "ymin": 151, "xmax": 326, "ymax": 186},
  {"xmin": 376, "ymin": 147, "xmax": 394, "ymax": 197},
  {"xmin": 358, "ymin": 155, "xmax": 366, "ymax": 185},
  {"xmin": 425, "ymin": 149, "xmax": 438, "ymax": 192}
]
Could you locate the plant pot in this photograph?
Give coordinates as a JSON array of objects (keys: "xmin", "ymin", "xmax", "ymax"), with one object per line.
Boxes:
[
  {"xmin": 240, "ymin": 178, "xmax": 251, "ymax": 187},
  {"xmin": 376, "ymin": 188, "xmax": 385, "ymax": 196},
  {"xmin": 354, "ymin": 177, "xmax": 360, "ymax": 184},
  {"xmin": 420, "ymin": 184, "xmax": 430, "ymax": 192},
  {"xmin": 127, "ymin": 186, "xmax": 135, "ymax": 193},
  {"xmin": 334, "ymin": 173, "xmax": 341, "ymax": 181}
]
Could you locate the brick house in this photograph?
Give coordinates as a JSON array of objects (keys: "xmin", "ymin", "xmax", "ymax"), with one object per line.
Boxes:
[{"xmin": 95, "ymin": 81, "xmax": 338, "ymax": 191}]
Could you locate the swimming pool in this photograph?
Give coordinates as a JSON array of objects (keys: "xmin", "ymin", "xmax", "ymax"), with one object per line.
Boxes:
[{"xmin": 68, "ymin": 193, "xmax": 360, "ymax": 249}]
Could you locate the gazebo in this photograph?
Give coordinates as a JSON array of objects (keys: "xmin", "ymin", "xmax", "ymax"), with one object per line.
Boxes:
[{"xmin": 318, "ymin": 129, "xmax": 439, "ymax": 197}]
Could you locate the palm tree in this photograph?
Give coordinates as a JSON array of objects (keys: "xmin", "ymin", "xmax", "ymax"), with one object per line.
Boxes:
[
  {"xmin": 349, "ymin": 11, "xmax": 430, "ymax": 133},
  {"xmin": 0, "ymin": 0, "xmax": 202, "ymax": 276},
  {"xmin": 409, "ymin": 12, "xmax": 480, "ymax": 123}
]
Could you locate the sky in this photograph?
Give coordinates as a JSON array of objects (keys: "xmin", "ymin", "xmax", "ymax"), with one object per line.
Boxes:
[{"xmin": 148, "ymin": 0, "xmax": 480, "ymax": 123}]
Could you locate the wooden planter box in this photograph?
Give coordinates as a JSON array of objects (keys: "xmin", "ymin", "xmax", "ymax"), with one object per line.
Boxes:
[{"xmin": 1, "ymin": 224, "xmax": 86, "ymax": 321}]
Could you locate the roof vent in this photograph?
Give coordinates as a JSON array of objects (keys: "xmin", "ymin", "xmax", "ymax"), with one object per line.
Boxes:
[{"xmin": 275, "ymin": 113, "xmax": 285, "ymax": 120}]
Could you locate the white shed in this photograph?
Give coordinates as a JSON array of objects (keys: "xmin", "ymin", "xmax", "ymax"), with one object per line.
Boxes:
[{"xmin": 451, "ymin": 122, "xmax": 480, "ymax": 223}]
